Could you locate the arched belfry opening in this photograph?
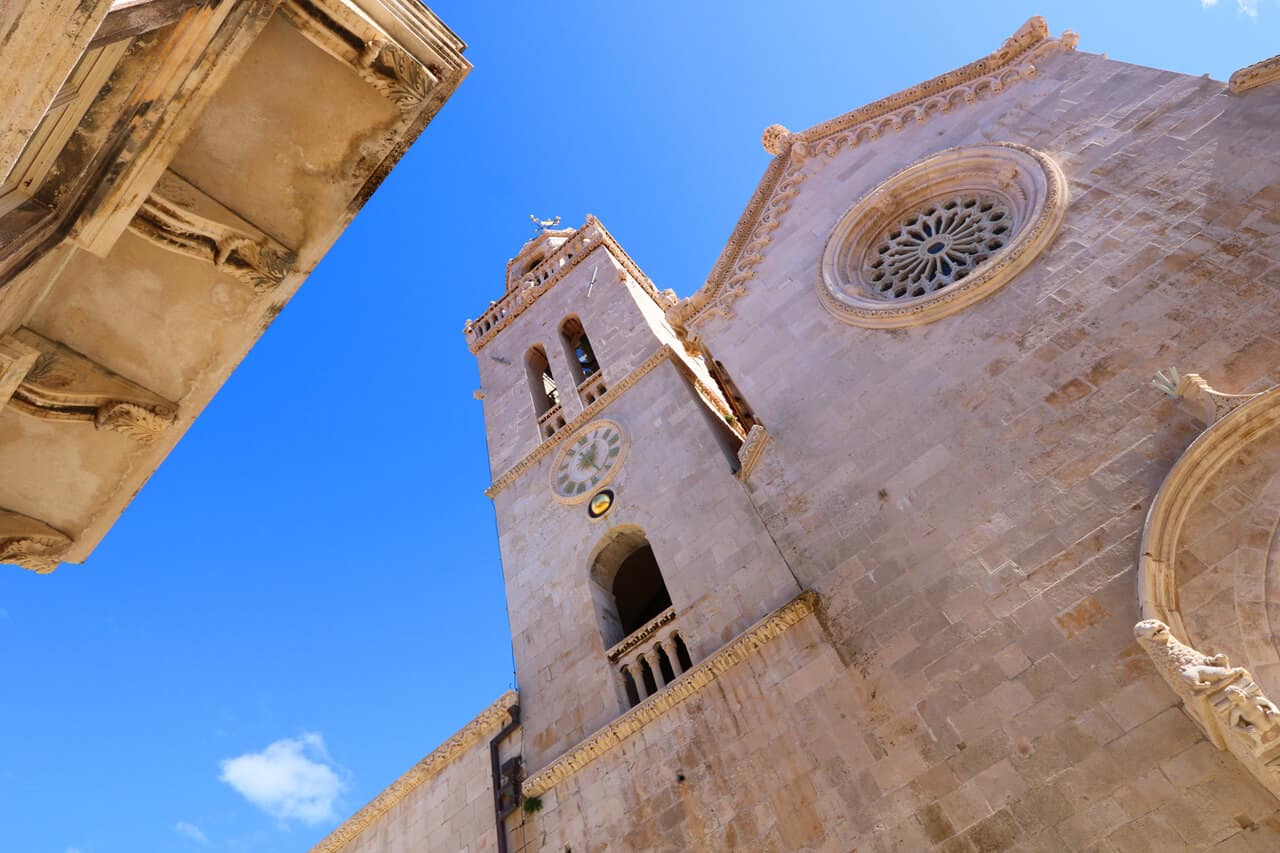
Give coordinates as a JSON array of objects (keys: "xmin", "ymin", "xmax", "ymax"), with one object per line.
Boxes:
[
  {"xmin": 559, "ymin": 316, "xmax": 600, "ymax": 385},
  {"xmin": 589, "ymin": 526, "xmax": 673, "ymax": 648},
  {"xmin": 525, "ymin": 344, "xmax": 559, "ymax": 417}
]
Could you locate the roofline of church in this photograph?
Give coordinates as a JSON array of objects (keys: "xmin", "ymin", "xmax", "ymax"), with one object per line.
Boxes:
[
  {"xmin": 670, "ymin": 15, "xmax": 1079, "ymax": 330},
  {"xmin": 309, "ymin": 690, "xmax": 519, "ymax": 853},
  {"xmin": 464, "ymin": 216, "xmax": 676, "ymax": 354}
]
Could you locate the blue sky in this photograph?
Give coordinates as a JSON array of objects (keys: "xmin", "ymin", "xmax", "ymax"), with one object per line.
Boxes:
[{"xmin": 1, "ymin": 2, "xmax": 1276, "ymax": 851}]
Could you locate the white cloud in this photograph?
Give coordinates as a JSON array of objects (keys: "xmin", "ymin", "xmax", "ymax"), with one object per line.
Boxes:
[
  {"xmin": 175, "ymin": 822, "xmax": 209, "ymax": 844},
  {"xmin": 1201, "ymin": 0, "xmax": 1219, "ymax": 6},
  {"xmin": 1238, "ymin": 0, "xmax": 1259, "ymax": 14},
  {"xmin": 219, "ymin": 733, "xmax": 343, "ymax": 824}
]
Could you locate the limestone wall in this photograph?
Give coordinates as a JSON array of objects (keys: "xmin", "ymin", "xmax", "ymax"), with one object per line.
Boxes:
[{"xmin": 669, "ymin": 45, "xmax": 1280, "ymax": 849}]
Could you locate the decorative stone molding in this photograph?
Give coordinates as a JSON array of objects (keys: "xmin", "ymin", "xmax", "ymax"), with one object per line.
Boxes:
[
  {"xmin": 281, "ymin": 0, "xmax": 438, "ymax": 110},
  {"xmin": 465, "ymin": 216, "xmax": 668, "ymax": 354},
  {"xmin": 0, "ymin": 334, "xmax": 39, "ymax": 410},
  {"xmin": 1137, "ymin": 385, "xmax": 1280, "ymax": 800},
  {"xmin": 606, "ymin": 606, "xmax": 677, "ymax": 664},
  {"xmin": 736, "ymin": 424, "xmax": 771, "ymax": 481},
  {"xmin": 486, "ymin": 346, "xmax": 674, "ymax": 498},
  {"xmin": 673, "ymin": 16, "xmax": 1077, "ymax": 329},
  {"xmin": 817, "ymin": 143, "xmax": 1068, "ymax": 329},
  {"xmin": 522, "ymin": 590, "xmax": 819, "ymax": 798},
  {"xmin": 1139, "ymin": 385, "xmax": 1280, "ymax": 635},
  {"xmin": 1153, "ymin": 367, "xmax": 1268, "ymax": 426},
  {"xmin": 1136, "ymin": 621, "xmax": 1280, "ymax": 796},
  {"xmin": 130, "ymin": 171, "xmax": 297, "ymax": 292},
  {"xmin": 9, "ymin": 328, "xmax": 178, "ymax": 444},
  {"xmin": 309, "ymin": 691, "xmax": 518, "ymax": 853},
  {"xmin": 1229, "ymin": 54, "xmax": 1280, "ymax": 94},
  {"xmin": 0, "ymin": 508, "xmax": 72, "ymax": 574}
]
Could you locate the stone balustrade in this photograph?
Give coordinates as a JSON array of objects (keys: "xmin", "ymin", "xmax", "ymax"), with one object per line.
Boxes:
[
  {"xmin": 537, "ymin": 402, "xmax": 566, "ymax": 439},
  {"xmin": 576, "ymin": 371, "xmax": 608, "ymax": 406},
  {"xmin": 606, "ymin": 607, "xmax": 694, "ymax": 708}
]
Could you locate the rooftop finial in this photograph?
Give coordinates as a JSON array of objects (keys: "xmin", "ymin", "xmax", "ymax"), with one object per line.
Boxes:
[{"xmin": 529, "ymin": 214, "xmax": 561, "ymax": 233}]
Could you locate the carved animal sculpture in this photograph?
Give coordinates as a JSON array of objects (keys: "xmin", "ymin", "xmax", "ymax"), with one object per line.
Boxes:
[{"xmin": 1133, "ymin": 619, "xmax": 1246, "ymax": 694}]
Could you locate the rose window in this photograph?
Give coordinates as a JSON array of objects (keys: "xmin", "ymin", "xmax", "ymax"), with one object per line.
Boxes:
[
  {"xmin": 867, "ymin": 195, "xmax": 1011, "ymax": 300},
  {"xmin": 818, "ymin": 143, "xmax": 1068, "ymax": 329}
]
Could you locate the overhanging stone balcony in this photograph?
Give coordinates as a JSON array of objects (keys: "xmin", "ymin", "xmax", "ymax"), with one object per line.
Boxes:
[{"xmin": 606, "ymin": 607, "xmax": 693, "ymax": 708}]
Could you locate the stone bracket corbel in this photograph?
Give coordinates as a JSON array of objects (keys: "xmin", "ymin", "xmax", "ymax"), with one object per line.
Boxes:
[
  {"xmin": 1136, "ymin": 620, "xmax": 1280, "ymax": 797},
  {"xmin": 9, "ymin": 328, "xmax": 178, "ymax": 444},
  {"xmin": 0, "ymin": 334, "xmax": 40, "ymax": 410},
  {"xmin": 281, "ymin": 0, "xmax": 438, "ymax": 110},
  {"xmin": 736, "ymin": 423, "xmax": 771, "ymax": 481},
  {"xmin": 0, "ymin": 508, "xmax": 72, "ymax": 574},
  {"xmin": 1152, "ymin": 368, "xmax": 1268, "ymax": 427},
  {"xmin": 129, "ymin": 170, "xmax": 297, "ymax": 292}
]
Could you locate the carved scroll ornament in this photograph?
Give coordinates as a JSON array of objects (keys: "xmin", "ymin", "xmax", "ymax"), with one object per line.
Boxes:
[
  {"xmin": 0, "ymin": 508, "xmax": 72, "ymax": 574},
  {"xmin": 1153, "ymin": 367, "xmax": 1267, "ymax": 427},
  {"xmin": 9, "ymin": 328, "xmax": 177, "ymax": 443},
  {"xmin": 130, "ymin": 171, "xmax": 296, "ymax": 292}
]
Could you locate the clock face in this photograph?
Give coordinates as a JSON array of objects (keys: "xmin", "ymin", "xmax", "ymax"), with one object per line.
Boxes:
[{"xmin": 552, "ymin": 420, "xmax": 626, "ymax": 502}]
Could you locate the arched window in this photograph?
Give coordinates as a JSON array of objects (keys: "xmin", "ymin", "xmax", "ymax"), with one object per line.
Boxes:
[
  {"xmin": 559, "ymin": 316, "xmax": 600, "ymax": 385},
  {"xmin": 524, "ymin": 345, "xmax": 559, "ymax": 417},
  {"xmin": 589, "ymin": 526, "xmax": 673, "ymax": 648}
]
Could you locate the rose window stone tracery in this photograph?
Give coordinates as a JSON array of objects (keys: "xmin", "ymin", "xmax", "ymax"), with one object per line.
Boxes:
[
  {"xmin": 868, "ymin": 195, "xmax": 1011, "ymax": 300},
  {"xmin": 818, "ymin": 143, "xmax": 1068, "ymax": 328}
]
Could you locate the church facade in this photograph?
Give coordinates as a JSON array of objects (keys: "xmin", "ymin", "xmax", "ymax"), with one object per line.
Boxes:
[{"xmin": 320, "ymin": 17, "xmax": 1280, "ymax": 853}]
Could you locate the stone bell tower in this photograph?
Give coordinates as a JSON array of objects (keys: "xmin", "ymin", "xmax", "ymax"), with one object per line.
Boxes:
[{"xmin": 465, "ymin": 216, "xmax": 802, "ymax": 771}]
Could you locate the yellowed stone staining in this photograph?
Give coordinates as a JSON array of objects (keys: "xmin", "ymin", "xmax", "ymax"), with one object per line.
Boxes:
[
  {"xmin": 551, "ymin": 420, "xmax": 625, "ymax": 502},
  {"xmin": 818, "ymin": 142, "xmax": 1067, "ymax": 328}
]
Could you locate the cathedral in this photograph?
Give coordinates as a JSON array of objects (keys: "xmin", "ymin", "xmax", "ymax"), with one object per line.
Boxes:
[
  {"xmin": 315, "ymin": 17, "xmax": 1280, "ymax": 853},
  {"xmin": 4, "ymin": 4, "xmax": 1280, "ymax": 852}
]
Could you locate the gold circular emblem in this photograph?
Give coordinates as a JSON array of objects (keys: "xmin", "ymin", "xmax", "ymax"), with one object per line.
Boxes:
[
  {"xmin": 551, "ymin": 420, "xmax": 626, "ymax": 503},
  {"xmin": 588, "ymin": 490, "xmax": 614, "ymax": 518}
]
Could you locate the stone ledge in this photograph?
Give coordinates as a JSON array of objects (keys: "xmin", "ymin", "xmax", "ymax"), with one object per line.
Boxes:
[
  {"xmin": 522, "ymin": 590, "xmax": 819, "ymax": 798},
  {"xmin": 1229, "ymin": 54, "xmax": 1280, "ymax": 94},
  {"xmin": 309, "ymin": 690, "xmax": 518, "ymax": 853}
]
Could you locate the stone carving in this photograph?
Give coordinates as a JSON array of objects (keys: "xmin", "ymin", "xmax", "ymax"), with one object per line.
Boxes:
[
  {"xmin": 0, "ymin": 508, "xmax": 72, "ymax": 574},
  {"xmin": 1135, "ymin": 620, "xmax": 1246, "ymax": 694},
  {"xmin": 1135, "ymin": 619, "xmax": 1280, "ymax": 791},
  {"xmin": 310, "ymin": 691, "xmax": 519, "ymax": 853},
  {"xmin": 130, "ymin": 171, "xmax": 296, "ymax": 292},
  {"xmin": 673, "ymin": 17, "xmax": 1077, "ymax": 329},
  {"xmin": 0, "ymin": 334, "xmax": 39, "ymax": 409},
  {"xmin": 522, "ymin": 591, "xmax": 819, "ymax": 798},
  {"xmin": 736, "ymin": 423, "xmax": 771, "ymax": 482},
  {"xmin": 606, "ymin": 607, "xmax": 677, "ymax": 663},
  {"xmin": 1153, "ymin": 368, "xmax": 1266, "ymax": 427},
  {"xmin": 1229, "ymin": 54, "xmax": 1280, "ymax": 95},
  {"xmin": 817, "ymin": 144, "xmax": 1068, "ymax": 329},
  {"xmin": 9, "ymin": 328, "xmax": 177, "ymax": 444},
  {"xmin": 466, "ymin": 216, "xmax": 669, "ymax": 354},
  {"xmin": 281, "ymin": 0, "xmax": 438, "ymax": 111}
]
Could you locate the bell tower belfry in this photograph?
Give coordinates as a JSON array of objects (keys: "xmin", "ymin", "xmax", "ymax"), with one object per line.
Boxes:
[{"xmin": 466, "ymin": 217, "xmax": 802, "ymax": 770}]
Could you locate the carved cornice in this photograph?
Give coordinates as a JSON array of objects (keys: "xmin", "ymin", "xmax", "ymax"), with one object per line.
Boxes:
[
  {"xmin": 1229, "ymin": 54, "xmax": 1280, "ymax": 94},
  {"xmin": 486, "ymin": 345, "xmax": 675, "ymax": 498},
  {"xmin": 0, "ymin": 508, "xmax": 72, "ymax": 574},
  {"xmin": 606, "ymin": 607, "xmax": 677, "ymax": 663},
  {"xmin": 736, "ymin": 424, "xmax": 771, "ymax": 481},
  {"xmin": 465, "ymin": 216, "xmax": 672, "ymax": 354},
  {"xmin": 309, "ymin": 691, "xmax": 518, "ymax": 853},
  {"xmin": 129, "ymin": 171, "xmax": 296, "ymax": 292},
  {"xmin": 522, "ymin": 591, "xmax": 818, "ymax": 798},
  {"xmin": 9, "ymin": 328, "xmax": 178, "ymax": 444},
  {"xmin": 281, "ymin": 0, "xmax": 439, "ymax": 110},
  {"xmin": 672, "ymin": 16, "xmax": 1077, "ymax": 329}
]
